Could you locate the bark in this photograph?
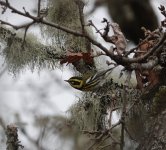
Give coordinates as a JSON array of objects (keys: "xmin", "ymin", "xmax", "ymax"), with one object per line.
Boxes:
[
  {"xmin": 136, "ymin": 84, "xmax": 166, "ymax": 150},
  {"xmin": 136, "ymin": 110, "xmax": 166, "ymax": 150}
]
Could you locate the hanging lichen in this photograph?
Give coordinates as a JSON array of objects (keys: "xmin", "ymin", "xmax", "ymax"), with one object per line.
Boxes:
[
  {"xmin": 0, "ymin": 26, "xmax": 61, "ymax": 74},
  {"xmin": 41, "ymin": 0, "xmax": 91, "ymax": 52}
]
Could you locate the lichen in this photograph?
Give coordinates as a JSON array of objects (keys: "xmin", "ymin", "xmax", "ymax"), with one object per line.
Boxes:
[
  {"xmin": 1, "ymin": 28, "xmax": 61, "ymax": 75},
  {"xmin": 69, "ymin": 94, "xmax": 103, "ymax": 131}
]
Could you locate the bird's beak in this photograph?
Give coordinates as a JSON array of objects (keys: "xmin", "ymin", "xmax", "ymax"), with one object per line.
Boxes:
[{"xmin": 64, "ymin": 80, "xmax": 69, "ymax": 82}]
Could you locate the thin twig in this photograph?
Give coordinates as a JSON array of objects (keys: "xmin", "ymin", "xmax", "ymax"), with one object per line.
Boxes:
[
  {"xmin": 124, "ymin": 46, "xmax": 139, "ymax": 57},
  {"xmin": 21, "ymin": 21, "xmax": 35, "ymax": 47},
  {"xmin": 88, "ymin": 20, "xmax": 103, "ymax": 37},
  {"xmin": 101, "ymin": 18, "xmax": 110, "ymax": 38},
  {"xmin": 124, "ymin": 36, "xmax": 155, "ymax": 57},
  {"xmin": 82, "ymin": 130, "xmax": 101, "ymax": 135},
  {"xmin": 120, "ymin": 119, "xmax": 125, "ymax": 150},
  {"xmin": 111, "ymin": 106, "xmax": 122, "ymax": 112},
  {"xmin": 110, "ymin": 120, "xmax": 121, "ymax": 131},
  {"xmin": 0, "ymin": 1, "xmax": 37, "ymax": 20},
  {"xmin": 0, "ymin": 20, "xmax": 34, "ymax": 30},
  {"xmin": 120, "ymin": 86, "xmax": 127, "ymax": 150},
  {"xmin": 38, "ymin": 0, "xmax": 41, "ymax": 17}
]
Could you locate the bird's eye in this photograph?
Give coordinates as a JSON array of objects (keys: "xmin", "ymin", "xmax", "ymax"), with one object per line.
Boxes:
[
  {"xmin": 71, "ymin": 81, "xmax": 75, "ymax": 84},
  {"xmin": 70, "ymin": 81, "xmax": 80, "ymax": 85}
]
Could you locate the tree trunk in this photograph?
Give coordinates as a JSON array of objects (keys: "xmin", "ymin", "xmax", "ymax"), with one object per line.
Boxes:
[
  {"xmin": 136, "ymin": 110, "xmax": 166, "ymax": 150},
  {"xmin": 136, "ymin": 84, "xmax": 166, "ymax": 150}
]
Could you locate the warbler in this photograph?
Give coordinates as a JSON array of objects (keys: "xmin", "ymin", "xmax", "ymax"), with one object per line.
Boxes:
[{"xmin": 65, "ymin": 68, "xmax": 114, "ymax": 91}]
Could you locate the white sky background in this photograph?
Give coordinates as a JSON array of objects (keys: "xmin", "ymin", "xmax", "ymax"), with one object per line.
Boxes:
[{"xmin": 0, "ymin": 0, "xmax": 166, "ymax": 149}]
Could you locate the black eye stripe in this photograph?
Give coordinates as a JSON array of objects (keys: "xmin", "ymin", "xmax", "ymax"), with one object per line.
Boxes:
[{"xmin": 70, "ymin": 80, "xmax": 81, "ymax": 85}]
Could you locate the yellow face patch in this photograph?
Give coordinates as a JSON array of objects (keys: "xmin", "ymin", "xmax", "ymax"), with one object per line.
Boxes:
[{"xmin": 68, "ymin": 78, "xmax": 84, "ymax": 89}]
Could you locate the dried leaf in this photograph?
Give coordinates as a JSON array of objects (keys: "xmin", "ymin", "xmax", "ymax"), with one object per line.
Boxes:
[
  {"xmin": 60, "ymin": 51, "xmax": 93, "ymax": 65},
  {"xmin": 111, "ymin": 23, "xmax": 127, "ymax": 55}
]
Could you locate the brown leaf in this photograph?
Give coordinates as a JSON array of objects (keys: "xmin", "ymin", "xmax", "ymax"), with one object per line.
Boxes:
[
  {"xmin": 60, "ymin": 51, "xmax": 93, "ymax": 65},
  {"xmin": 111, "ymin": 23, "xmax": 127, "ymax": 55}
]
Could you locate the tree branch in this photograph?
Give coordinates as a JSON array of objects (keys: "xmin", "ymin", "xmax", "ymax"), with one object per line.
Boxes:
[
  {"xmin": 0, "ymin": 20, "xmax": 34, "ymax": 30},
  {"xmin": 0, "ymin": 0, "xmax": 166, "ymax": 68},
  {"xmin": 130, "ymin": 56, "xmax": 158, "ymax": 70},
  {"xmin": 37, "ymin": 0, "xmax": 41, "ymax": 17},
  {"xmin": 120, "ymin": 86, "xmax": 127, "ymax": 150}
]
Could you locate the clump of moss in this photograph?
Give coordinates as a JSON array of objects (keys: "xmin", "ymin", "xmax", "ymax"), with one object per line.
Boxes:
[
  {"xmin": 69, "ymin": 94, "xmax": 103, "ymax": 131},
  {"xmin": 69, "ymin": 84, "xmax": 115, "ymax": 130}
]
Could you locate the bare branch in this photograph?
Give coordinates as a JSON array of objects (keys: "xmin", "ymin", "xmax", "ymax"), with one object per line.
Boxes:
[
  {"xmin": 120, "ymin": 87, "xmax": 126, "ymax": 150},
  {"xmin": 101, "ymin": 18, "xmax": 110, "ymax": 37},
  {"xmin": 0, "ymin": 1, "xmax": 37, "ymax": 20},
  {"xmin": 111, "ymin": 106, "xmax": 122, "ymax": 112},
  {"xmin": 0, "ymin": 0, "xmax": 166, "ymax": 69},
  {"xmin": 0, "ymin": 20, "xmax": 34, "ymax": 30},
  {"xmin": 88, "ymin": 20, "xmax": 104, "ymax": 37},
  {"xmin": 130, "ymin": 56, "xmax": 158, "ymax": 70},
  {"xmin": 110, "ymin": 120, "xmax": 121, "ymax": 131},
  {"xmin": 159, "ymin": 5, "xmax": 166, "ymax": 27},
  {"xmin": 82, "ymin": 130, "xmax": 101, "ymax": 135},
  {"xmin": 88, "ymin": 18, "xmax": 115, "ymax": 43},
  {"xmin": 21, "ymin": 21, "xmax": 35, "ymax": 46},
  {"xmin": 122, "ymin": 33, "xmax": 166, "ymax": 64},
  {"xmin": 38, "ymin": 0, "xmax": 41, "ymax": 17}
]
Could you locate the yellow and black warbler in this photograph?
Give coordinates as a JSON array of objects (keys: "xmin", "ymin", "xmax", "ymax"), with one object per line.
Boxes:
[{"xmin": 65, "ymin": 68, "xmax": 114, "ymax": 91}]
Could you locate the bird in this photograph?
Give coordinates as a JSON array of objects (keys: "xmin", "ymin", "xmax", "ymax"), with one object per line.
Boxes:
[{"xmin": 65, "ymin": 68, "xmax": 114, "ymax": 91}]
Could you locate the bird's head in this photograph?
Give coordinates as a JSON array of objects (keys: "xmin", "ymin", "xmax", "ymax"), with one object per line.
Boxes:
[{"xmin": 65, "ymin": 76, "xmax": 84, "ymax": 90}]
